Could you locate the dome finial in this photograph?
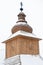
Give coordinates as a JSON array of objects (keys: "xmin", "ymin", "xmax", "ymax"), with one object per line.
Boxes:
[{"xmin": 20, "ymin": 2, "xmax": 23, "ymax": 12}]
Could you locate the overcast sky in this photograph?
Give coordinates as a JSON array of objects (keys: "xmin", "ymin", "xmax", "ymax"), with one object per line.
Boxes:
[{"xmin": 0, "ymin": 0, "xmax": 43, "ymax": 64}]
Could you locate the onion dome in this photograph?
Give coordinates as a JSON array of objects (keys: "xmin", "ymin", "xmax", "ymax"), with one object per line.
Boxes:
[
  {"xmin": 11, "ymin": 11, "xmax": 33, "ymax": 34},
  {"xmin": 11, "ymin": 2, "xmax": 33, "ymax": 34},
  {"xmin": 11, "ymin": 23, "xmax": 33, "ymax": 34}
]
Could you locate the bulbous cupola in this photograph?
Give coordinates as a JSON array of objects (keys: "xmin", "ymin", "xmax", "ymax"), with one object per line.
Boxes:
[
  {"xmin": 17, "ymin": 12, "xmax": 27, "ymax": 23},
  {"xmin": 11, "ymin": 2, "xmax": 33, "ymax": 34}
]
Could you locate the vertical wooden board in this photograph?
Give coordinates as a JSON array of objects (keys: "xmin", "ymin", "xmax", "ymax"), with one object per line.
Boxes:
[
  {"xmin": 16, "ymin": 38, "xmax": 20, "ymax": 55},
  {"xmin": 29, "ymin": 40, "xmax": 33, "ymax": 54},
  {"xmin": 10, "ymin": 40, "xmax": 17, "ymax": 56},
  {"xmin": 26, "ymin": 39, "xmax": 30, "ymax": 54},
  {"xmin": 26, "ymin": 39, "xmax": 33, "ymax": 54},
  {"xmin": 18, "ymin": 38, "xmax": 26, "ymax": 54},
  {"xmin": 35, "ymin": 40, "xmax": 39, "ymax": 54},
  {"xmin": 10, "ymin": 38, "xmax": 20, "ymax": 56},
  {"xmin": 32, "ymin": 40, "xmax": 39, "ymax": 54},
  {"xmin": 26, "ymin": 39, "xmax": 39, "ymax": 55},
  {"xmin": 6, "ymin": 43, "xmax": 11, "ymax": 58},
  {"xmin": 6, "ymin": 39, "xmax": 18, "ymax": 58}
]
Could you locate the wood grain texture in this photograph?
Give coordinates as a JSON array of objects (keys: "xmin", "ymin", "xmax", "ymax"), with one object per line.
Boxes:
[{"xmin": 5, "ymin": 36, "xmax": 39, "ymax": 58}]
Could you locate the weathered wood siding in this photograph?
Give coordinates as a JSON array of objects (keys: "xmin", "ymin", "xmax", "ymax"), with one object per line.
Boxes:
[{"xmin": 6, "ymin": 36, "xmax": 39, "ymax": 58}]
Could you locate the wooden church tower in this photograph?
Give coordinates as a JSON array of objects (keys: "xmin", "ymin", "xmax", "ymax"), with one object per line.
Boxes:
[{"xmin": 3, "ymin": 2, "xmax": 42, "ymax": 65}]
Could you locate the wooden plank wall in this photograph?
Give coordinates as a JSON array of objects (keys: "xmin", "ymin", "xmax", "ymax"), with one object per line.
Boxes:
[{"xmin": 6, "ymin": 36, "xmax": 39, "ymax": 58}]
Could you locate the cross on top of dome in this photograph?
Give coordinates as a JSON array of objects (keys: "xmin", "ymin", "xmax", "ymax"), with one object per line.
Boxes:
[
  {"xmin": 20, "ymin": 2, "xmax": 23, "ymax": 12},
  {"xmin": 16, "ymin": 2, "xmax": 27, "ymax": 23}
]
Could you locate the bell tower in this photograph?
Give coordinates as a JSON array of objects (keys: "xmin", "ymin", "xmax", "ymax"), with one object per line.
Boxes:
[{"xmin": 3, "ymin": 2, "xmax": 41, "ymax": 59}]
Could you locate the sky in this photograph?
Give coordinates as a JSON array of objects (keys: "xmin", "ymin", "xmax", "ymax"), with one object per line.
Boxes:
[{"xmin": 0, "ymin": 0, "xmax": 43, "ymax": 64}]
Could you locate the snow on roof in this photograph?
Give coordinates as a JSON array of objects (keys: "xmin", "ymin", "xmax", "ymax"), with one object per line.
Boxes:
[
  {"xmin": 3, "ymin": 55, "xmax": 43, "ymax": 65},
  {"xmin": 3, "ymin": 30, "xmax": 41, "ymax": 42},
  {"xmin": 14, "ymin": 22, "xmax": 32, "ymax": 29},
  {"xmin": 21, "ymin": 55, "xmax": 43, "ymax": 65},
  {"xmin": 15, "ymin": 22, "xmax": 27, "ymax": 26},
  {"xmin": 4, "ymin": 55, "xmax": 21, "ymax": 65}
]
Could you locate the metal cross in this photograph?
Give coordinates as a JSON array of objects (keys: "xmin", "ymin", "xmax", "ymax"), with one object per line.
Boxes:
[
  {"xmin": 20, "ymin": 2, "xmax": 23, "ymax": 12},
  {"xmin": 21, "ymin": 2, "xmax": 23, "ymax": 8}
]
